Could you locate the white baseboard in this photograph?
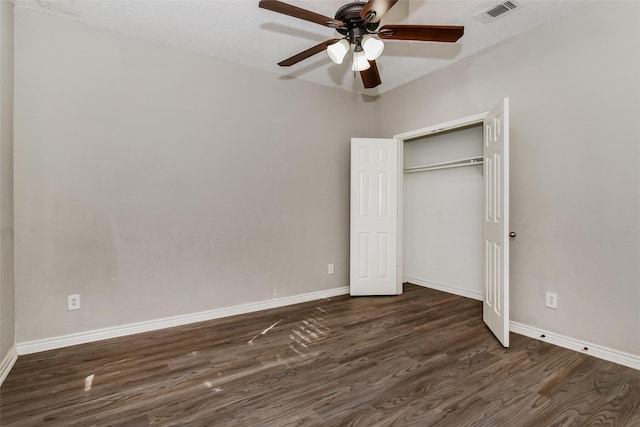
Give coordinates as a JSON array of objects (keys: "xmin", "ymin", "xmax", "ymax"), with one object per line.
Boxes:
[
  {"xmin": 510, "ymin": 321, "xmax": 640, "ymax": 371},
  {"xmin": 405, "ymin": 276, "xmax": 483, "ymax": 301},
  {"xmin": 14, "ymin": 284, "xmax": 639, "ymax": 373},
  {"xmin": 0, "ymin": 345, "xmax": 18, "ymax": 386},
  {"xmin": 406, "ymin": 279, "xmax": 639, "ymax": 371},
  {"xmin": 17, "ymin": 286, "xmax": 350, "ymax": 355}
]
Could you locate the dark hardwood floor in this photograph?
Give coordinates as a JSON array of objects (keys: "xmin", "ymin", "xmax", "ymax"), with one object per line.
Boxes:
[{"xmin": 2, "ymin": 284, "xmax": 639, "ymax": 426}]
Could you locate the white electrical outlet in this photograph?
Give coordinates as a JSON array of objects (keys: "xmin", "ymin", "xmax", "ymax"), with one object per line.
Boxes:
[
  {"xmin": 68, "ymin": 294, "xmax": 80, "ymax": 311},
  {"xmin": 545, "ymin": 292, "xmax": 557, "ymax": 309},
  {"xmin": 328, "ymin": 264, "xmax": 334, "ymax": 274}
]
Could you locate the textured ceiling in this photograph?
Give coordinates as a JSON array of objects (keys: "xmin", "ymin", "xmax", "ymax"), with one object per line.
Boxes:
[{"xmin": 15, "ymin": 0, "xmax": 586, "ymax": 94}]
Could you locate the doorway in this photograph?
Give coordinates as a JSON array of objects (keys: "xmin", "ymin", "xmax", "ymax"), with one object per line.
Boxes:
[
  {"xmin": 350, "ymin": 98, "xmax": 510, "ymax": 346},
  {"xmin": 402, "ymin": 124, "xmax": 484, "ymax": 301}
]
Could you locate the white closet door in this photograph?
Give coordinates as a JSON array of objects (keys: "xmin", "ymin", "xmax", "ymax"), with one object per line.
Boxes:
[
  {"xmin": 482, "ymin": 98, "xmax": 510, "ymax": 347},
  {"xmin": 350, "ymin": 138, "xmax": 400, "ymax": 295}
]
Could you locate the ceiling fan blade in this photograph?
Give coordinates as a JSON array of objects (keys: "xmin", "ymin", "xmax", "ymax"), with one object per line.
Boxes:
[
  {"xmin": 259, "ymin": 0, "xmax": 344, "ymax": 28},
  {"xmin": 360, "ymin": 60, "xmax": 381, "ymax": 89},
  {"xmin": 278, "ymin": 39, "xmax": 340, "ymax": 67},
  {"xmin": 378, "ymin": 25, "xmax": 464, "ymax": 42},
  {"xmin": 360, "ymin": 0, "xmax": 399, "ymax": 24}
]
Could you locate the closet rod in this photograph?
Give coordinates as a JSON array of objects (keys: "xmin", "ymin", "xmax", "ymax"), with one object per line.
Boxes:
[{"xmin": 404, "ymin": 156, "xmax": 483, "ymax": 174}]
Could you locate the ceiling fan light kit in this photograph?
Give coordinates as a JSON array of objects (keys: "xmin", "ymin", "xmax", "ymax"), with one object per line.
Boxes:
[
  {"xmin": 327, "ymin": 39, "xmax": 350, "ymax": 64},
  {"xmin": 258, "ymin": 0, "xmax": 464, "ymax": 89},
  {"xmin": 361, "ymin": 35, "xmax": 384, "ymax": 61},
  {"xmin": 326, "ymin": 35, "xmax": 382, "ymax": 66},
  {"xmin": 351, "ymin": 48, "xmax": 370, "ymax": 72}
]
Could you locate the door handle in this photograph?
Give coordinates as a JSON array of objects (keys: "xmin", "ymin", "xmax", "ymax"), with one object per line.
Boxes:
[{"xmin": 509, "ymin": 232, "xmax": 516, "ymax": 238}]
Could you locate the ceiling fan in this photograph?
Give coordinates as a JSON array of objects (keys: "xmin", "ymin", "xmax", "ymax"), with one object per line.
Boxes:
[{"xmin": 259, "ymin": 0, "xmax": 464, "ymax": 89}]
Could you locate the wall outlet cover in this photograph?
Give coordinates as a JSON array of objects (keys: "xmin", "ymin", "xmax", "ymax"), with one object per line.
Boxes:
[
  {"xmin": 68, "ymin": 294, "xmax": 80, "ymax": 311},
  {"xmin": 545, "ymin": 292, "xmax": 557, "ymax": 309}
]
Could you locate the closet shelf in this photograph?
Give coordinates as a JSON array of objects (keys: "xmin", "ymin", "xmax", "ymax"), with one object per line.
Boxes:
[{"xmin": 403, "ymin": 156, "xmax": 483, "ymax": 174}]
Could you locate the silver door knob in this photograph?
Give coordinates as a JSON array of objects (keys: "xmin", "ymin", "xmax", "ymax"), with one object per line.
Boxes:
[{"xmin": 509, "ymin": 232, "xmax": 516, "ymax": 238}]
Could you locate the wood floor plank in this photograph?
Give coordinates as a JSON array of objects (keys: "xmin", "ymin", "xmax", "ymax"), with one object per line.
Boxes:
[{"xmin": 2, "ymin": 284, "xmax": 639, "ymax": 426}]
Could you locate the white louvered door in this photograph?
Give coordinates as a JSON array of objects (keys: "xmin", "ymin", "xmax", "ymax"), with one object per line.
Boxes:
[
  {"xmin": 482, "ymin": 98, "xmax": 510, "ymax": 347},
  {"xmin": 350, "ymin": 138, "xmax": 400, "ymax": 296}
]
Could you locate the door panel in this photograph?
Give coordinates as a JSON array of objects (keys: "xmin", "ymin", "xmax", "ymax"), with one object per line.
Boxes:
[
  {"xmin": 483, "ymin": 98, "xmax": 510, "ymax": 347},
  {"xmin": 350, "ymin": 138, "xmax": 400, "ymax": 295}
]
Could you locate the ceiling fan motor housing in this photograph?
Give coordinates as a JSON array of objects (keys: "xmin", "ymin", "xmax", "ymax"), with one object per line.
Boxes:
[{"xmin": 335, "ymin": 2, "xmax": 379, "ymax": 42}]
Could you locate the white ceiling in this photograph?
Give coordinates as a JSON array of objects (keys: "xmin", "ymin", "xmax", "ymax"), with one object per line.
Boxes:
[{"xmin": 15, "ymin": 0, "xmax": 586, "ymax": 94}]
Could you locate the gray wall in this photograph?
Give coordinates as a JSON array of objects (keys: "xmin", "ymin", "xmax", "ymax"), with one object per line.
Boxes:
[
  {"xmin": 376, "ymin": 2, "xmax": 640, "ymax": 356},
  {"xmin": 14, "ymin": 9, "xmax": 374, "ymax": 342},
  {"xmin": 0, "ymin": 0, "xmax": 15, "ymax": 364}
]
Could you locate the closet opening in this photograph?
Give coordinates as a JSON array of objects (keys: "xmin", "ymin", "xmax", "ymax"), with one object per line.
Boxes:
[
  {"xmin": 351, "ymin": 98, "xmax": 509, "ymax": 344},
  {"xmin": 402, "ymin": 123, "xmax": 484, "ymax": 301}
]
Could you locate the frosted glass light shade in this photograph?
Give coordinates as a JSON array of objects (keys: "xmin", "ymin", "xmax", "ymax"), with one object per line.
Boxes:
[
  {"xmin": 361, "ymin": 35, "xmax": 384, "ymax": 60},
  {"xmin": 351, "ymin": 49, "xmax": 370, "ymax": 71},
  {"xmin": 327, "ymin": 39, "xmax": 350, "ymax": 64}
]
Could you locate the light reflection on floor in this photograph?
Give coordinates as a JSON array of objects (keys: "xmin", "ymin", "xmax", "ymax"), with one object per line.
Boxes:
[
  {"xmin": 200, "ymin": 305, "xmax": 331, "ymax": 392},
  {"xmin": 84, "ymin": 374, "xmax": 95, "ymax": 391}
]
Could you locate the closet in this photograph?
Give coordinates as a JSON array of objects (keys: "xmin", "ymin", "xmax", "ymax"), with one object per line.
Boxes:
[
  {"xmin": 350, "ymin": 98, "xmax": 510, "ymax": 346},
  {"xmin": 402, "ymin": 124, "xmax": 484, "ymax": 301}
]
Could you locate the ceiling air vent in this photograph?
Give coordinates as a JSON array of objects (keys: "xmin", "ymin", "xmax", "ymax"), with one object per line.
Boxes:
[{"xmin": 475, "ymin": 1, "xmax": 522, "ymax": 24}]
